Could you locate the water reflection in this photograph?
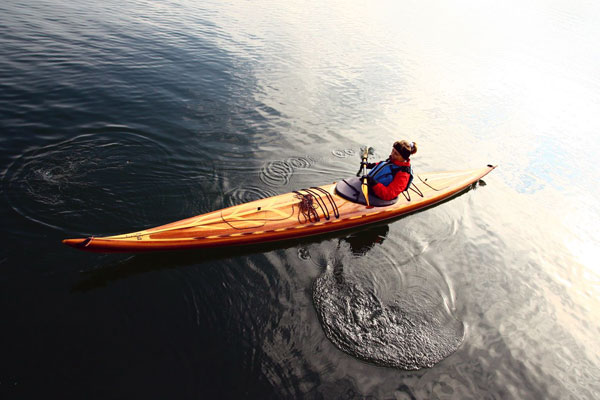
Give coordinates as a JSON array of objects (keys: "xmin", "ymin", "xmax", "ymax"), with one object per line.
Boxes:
[{"xmin": 342, "ymin": 224, "xmax": 389, "ymax": 256}]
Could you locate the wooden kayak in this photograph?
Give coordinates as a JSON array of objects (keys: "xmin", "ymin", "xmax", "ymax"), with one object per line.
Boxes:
[{"xmin": 63, "ymin": 165, "xmax": 496, "ymax": 252}]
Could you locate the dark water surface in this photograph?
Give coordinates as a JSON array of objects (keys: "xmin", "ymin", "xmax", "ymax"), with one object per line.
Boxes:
[{"xmin": 2, "ymin": 0, "xmax": 599, "ymax": 398}]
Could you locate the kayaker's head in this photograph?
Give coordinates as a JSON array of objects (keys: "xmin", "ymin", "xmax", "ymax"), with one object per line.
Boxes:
[{"xmin": 391, "ymin": 140, "xmax": 417, "ymax": 161}]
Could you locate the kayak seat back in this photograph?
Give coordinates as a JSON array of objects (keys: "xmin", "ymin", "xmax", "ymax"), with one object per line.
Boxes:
[{"xmin": 335, "ymin": 177, "xmax": 398, "ymax": 207}]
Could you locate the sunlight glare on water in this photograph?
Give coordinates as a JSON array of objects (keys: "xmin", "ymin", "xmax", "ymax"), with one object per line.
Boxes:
[{"xmin": 1, "ymin": 0, "xmax": 599, "ymax": 398}]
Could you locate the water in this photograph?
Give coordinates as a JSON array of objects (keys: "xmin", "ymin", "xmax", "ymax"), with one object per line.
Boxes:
[{"xmin": 1, "ymin": 0, "xmax": 599, "ymax": 398}]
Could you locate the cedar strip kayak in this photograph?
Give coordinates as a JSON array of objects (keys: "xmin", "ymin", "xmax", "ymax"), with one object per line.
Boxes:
[{"xmin": 63, "ymin": 165, "xmax": 496, "ymax": 252}]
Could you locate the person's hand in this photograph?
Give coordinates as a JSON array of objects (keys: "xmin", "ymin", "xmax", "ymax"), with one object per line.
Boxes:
[{"xmin": 363, "ymin": 176, "xmax": 376, "ymax": 186}]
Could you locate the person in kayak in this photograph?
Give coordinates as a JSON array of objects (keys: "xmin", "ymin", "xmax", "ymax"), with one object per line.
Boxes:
[{"xmin": 365, "ymin": 140, "xmax": 417, "ymax": 200}]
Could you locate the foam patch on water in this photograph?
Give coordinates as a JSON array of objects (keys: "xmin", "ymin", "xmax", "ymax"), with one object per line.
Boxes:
[{"xmin": 313, "ymin": 260, "xmax": 464, "ymax": 370}]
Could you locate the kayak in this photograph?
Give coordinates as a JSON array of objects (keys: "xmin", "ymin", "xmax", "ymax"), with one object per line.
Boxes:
[{"xmin": 63, "ymin": 165, "xmax": 496, "ymax": 252}]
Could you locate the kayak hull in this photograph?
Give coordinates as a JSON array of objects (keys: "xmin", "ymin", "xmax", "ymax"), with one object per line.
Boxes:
[{"xmin": 63, "ymin": 165, "xmax": 496, "ymax": 252}]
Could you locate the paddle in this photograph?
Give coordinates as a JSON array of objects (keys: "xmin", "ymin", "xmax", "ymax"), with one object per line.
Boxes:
[{"xmin": 357, "ymin": 146, "xmax": 373, "ymax": 208}]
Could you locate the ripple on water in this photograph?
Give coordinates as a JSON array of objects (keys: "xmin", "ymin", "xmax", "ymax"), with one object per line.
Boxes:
[
  {"xmin": 223, "ymin": 185, "xmax": 280, "ymax": 207},
  {"xmin": 331, "ymin": 148, "xmax": 356, "ymax": 158},
  {"xmin": 313, "ymin": 258, "xmax": 464, "ymax": 370},
  {"xmin": 2, "ymin": 129, "xmax": 193, "ymax": 235},
  {"xmin": 258, "ymin": 156, "xmax": 315, "ymax": 187}
]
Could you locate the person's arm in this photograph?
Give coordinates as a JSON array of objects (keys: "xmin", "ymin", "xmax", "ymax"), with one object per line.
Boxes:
[{"xmin": 371, "ymin": 172, "xmax": 410, "ymax": 200}]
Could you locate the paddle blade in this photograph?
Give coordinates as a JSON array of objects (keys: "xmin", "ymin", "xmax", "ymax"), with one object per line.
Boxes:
[
  {"xmin": 361, "ymin": 180, "xmax": 371, "ymax": 207},
  {"xmin": 360, "ymin": 146, "xmax": 373, "ymax": 159}
]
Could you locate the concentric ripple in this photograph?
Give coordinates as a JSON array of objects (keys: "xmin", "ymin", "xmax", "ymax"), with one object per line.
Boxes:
[
  {"xmin": 313, "ymin": 258, "xmax": 464, "ymax": 370},
  {"xmin": 258, "ymin": 156, "xmax": 315, "ymax": 187},
  {"xmin": 2, "ymin": 129, "xmax": 188, "ymax": 235},
  {"xmin": 223, "ymin": 185, "xmax": 280, "ymax": 207},
  {"xmin": 331, "ymin": 149, "xmax": 356, "ymax": 158},
  {"xmin": 286, "ymin": 156, "xmax": 314, "ymax": 169}
]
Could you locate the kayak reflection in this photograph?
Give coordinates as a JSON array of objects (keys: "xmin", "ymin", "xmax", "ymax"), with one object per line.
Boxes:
[
  {"xmin": 341, "ymin": 224, "xmax": 389, "ymax": 256},
  {"xmin": 71, "ymin": 223, "xmax": 390, "ymax": 292}
]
